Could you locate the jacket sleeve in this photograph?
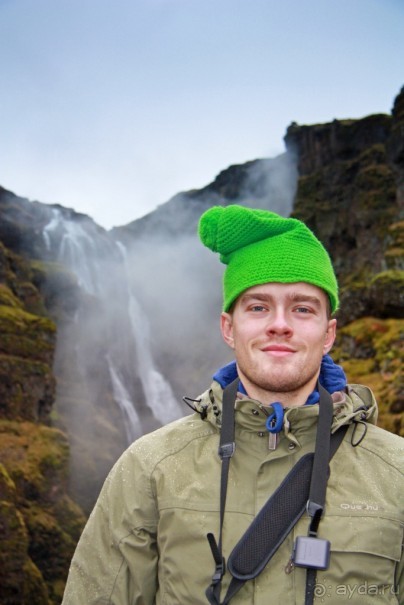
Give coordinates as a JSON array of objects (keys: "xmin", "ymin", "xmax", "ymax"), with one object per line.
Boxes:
[
  {"xmin": 62, "ymin": 443, "xmax": 159, "ymax": 605},
  {"xmin": 397, "ymin": 543, "xmax": 404, "ymax": 605}
]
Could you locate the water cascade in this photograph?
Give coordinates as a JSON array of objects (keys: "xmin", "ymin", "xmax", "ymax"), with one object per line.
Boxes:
[
  {"xmin": 41, "ymin": 209, "xmax": 183, "ymax": 510},
  {"xmin": 117, "ymin": 241, "xmax": 180, "ymax": 424}
]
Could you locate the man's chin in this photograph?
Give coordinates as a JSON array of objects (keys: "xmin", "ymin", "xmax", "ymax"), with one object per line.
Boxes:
[{"xmin": 248, "ymin": 369, "xmax": 317, "ymax": 395}]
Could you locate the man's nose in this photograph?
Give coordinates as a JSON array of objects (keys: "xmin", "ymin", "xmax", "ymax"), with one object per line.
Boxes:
[{"xmin": 266, "ymin": 309, "xmax": 293, "ymax": 336}]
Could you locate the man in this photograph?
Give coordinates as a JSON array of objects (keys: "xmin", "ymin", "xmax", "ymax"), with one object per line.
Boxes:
[{"xmin": 62, "ymin": 205, "xmax": 403, "ymax": 604}]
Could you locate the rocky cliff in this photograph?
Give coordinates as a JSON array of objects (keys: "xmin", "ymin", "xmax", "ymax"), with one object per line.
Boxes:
[
  {"xmin": 0, "ymin": 236, "xmax": 86, "ymax": 605},
  {"xmin": 285, "ymin": 88, "xmax": 403, "ymax": 432},
  {"xmin": 0, "ymin": 86, "xmax": 403, "ymax": 603}
]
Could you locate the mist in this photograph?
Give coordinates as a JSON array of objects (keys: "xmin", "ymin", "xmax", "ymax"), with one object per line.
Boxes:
[{"xmin": 37, "ymin": 151, "xmax": 298, "ymax": 512}]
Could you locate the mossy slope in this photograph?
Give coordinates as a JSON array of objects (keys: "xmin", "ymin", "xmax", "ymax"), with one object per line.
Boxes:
[{"xmin": 0, "ymin": 242, "xmax": 85, "ymax": 605}]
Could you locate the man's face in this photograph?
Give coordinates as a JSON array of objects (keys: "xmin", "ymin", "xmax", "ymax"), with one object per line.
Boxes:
[{"xmin": 220, "ymin": 282, "xmax": 337, "ymax": 406}]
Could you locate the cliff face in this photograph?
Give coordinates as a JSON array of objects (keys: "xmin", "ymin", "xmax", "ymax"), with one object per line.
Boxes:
[
  {"xmin": 0, "ymin": 237, "xmax": 86, "ymax": 604},
  {"xmin": 0, "ymin": 86, "xmax": 403, "ymax": 603},
  {"xmin": 285, "ymin": 107, "xmax": 402, "ymax": 322},
  {"xmin": 285, "ymin": 87, "xmax": 404, "ymax": 433}
]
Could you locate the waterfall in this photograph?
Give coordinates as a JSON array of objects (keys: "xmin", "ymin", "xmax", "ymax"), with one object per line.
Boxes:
[
  {"xmin": 41, "ymin": 209, "xmax": 183, "ymax": 498},
  {"xmin": 43, "ymin": 208, "xmax": 117, "ymax": 296},
  {"xmin": 107, "ymin": 359, "xmax": 143, "ymax": 443},
  {"xmin": 116, "ymin": 241, "xmax": 180, "ymax": 425}
]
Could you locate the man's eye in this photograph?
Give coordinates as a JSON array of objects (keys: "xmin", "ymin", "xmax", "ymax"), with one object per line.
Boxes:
[
  {"xmin": 295, "ymin": 306, "xmax": 312, "ymax": 313},
  {"xmin": 250, "ymin": 305, "xmax": 267, "ymax": 312}
]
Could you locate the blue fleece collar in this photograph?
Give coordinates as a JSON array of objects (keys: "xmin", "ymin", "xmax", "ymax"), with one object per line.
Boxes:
[{"xmin": 212, "ymin": 354, "xmax": 346, "ymax": 405}]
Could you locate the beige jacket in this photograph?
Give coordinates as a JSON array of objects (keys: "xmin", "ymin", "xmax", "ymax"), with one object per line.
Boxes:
[{"xmin": 62, "ymin": 382, "xmax": 404, "ymax": 604}]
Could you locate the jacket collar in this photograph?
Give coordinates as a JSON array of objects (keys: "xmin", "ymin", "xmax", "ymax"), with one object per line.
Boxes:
[{"xmin": 194, "ymin": 378, "xmax": 378, "ymax": 440}]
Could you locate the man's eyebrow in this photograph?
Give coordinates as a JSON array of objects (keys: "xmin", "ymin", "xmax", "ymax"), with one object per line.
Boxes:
[
  {"xmin": 286, "ymin": 293, "xmax": 322, "ymax": 307},
  {"xmin": 239, "ymin": 293, "xmax": 271, "ymax": 304},
  {"xmin": 239, "ymin": 292, "xmax": 323, "ymax": 307}
]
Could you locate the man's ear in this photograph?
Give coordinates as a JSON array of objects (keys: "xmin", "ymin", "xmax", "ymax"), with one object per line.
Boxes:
[
  {"xmin": 323, "ymin": 318, "xmax": 337, "ymax": 354},
  {"xmin": 220, "ymin": 312, "xmax": 235, "ymax": 349}
]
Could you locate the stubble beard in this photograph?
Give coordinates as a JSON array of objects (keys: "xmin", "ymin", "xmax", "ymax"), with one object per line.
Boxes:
[{"xmin": 237, "ymin": 356, "xmax": 322, "ymax": 397}]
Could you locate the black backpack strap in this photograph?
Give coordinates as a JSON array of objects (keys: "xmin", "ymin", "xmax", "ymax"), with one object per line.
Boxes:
[
  {"xmin": 206, "ymin": 378, "xmax": 239, "ymax": 605},
  {"xmin": 302, "ymin": 385, "xmax": 347, "ymax": 605},
  {"xmin": 227, "ymin": 452, "xmax": 314, "ymax": 581}
]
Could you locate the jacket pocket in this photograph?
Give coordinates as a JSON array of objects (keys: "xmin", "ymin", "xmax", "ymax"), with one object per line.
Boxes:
[{"xmin": 314, "ymin": 515, "xmax": 402, "ymax": 603}]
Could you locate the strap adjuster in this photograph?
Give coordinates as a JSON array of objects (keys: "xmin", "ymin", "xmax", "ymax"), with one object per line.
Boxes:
[
  {"xmin": 207, "ymin": 532, "xmax": 226, "ymax": 584},
  {"xmin": 306, "ymin": 500, "xmax": 324, "ymax": 537},
  {"xmin": 212, "ymin": 557, "xmax": 226, "ymax": 583},
  {"xmin": 306, "ymin": 500, "xmax": 323, "ymax": 518},
  {"xmin": 218, "ymin": 442, "xmax": 235, "ymax": 459}
]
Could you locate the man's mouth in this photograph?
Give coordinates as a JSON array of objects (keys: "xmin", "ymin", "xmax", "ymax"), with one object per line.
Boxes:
[{"xmin": 261, "ymin": 345, "xmax": 296, "ymax": 357}]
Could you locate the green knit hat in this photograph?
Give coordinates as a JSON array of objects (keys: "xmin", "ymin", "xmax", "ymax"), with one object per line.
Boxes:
[{"xmin": 198, "ymin": 205, "xmax": 339, "ymax": 313}]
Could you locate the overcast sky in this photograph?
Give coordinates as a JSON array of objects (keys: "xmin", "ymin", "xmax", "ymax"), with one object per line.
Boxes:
[{"xmin": 1, "ymin": 0, "xmax": 403, "ymax": 229}]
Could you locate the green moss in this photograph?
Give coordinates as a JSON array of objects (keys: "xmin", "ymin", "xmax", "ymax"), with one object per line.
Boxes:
[
  {"xmin": 342, "ymin": 358, "xmax": 376, "ymax": 375},
  {"xmin": 0, "ymin": 420, "xmax": 85, "ymax": 604},
  {"xmin": 25, "ymin": 503, "xmax": 78, "ymax": 592},
  {"xmin": 0, "ymin": 462, "xmax": 17, "ymax": 500},
  {"xmin": 388, "ymin": 220, "xmax": 404, "ymax": 244},
  {"xmin": 0, "ymin": 304, "xmax": 56, "ymax": 362},
  {"xmin": 0, "ymin": 353, "xmax": 52, "ymax": 376},
  {"xmin": 385, "ymin": 247, "xmax": 404, "ymax": 262},
  {"xmin": 22, "ymin": 558, "xmax": 50, "ymax": 605},
  {"xmin": 0, "ymin": 304, "xmax": 56, "ymax": 334},
  {"xmin": 0, "ymin": 354, "xmax": 55, "ymax": 421},
  {"xmin": 0, "ymin": 493, "xmax": 50, "ymax": 605},
  {"xmin": 334, "ymin": 317, "xmax": 403, "ymax": 435},
  {"xmin": 369, "ymin": 269, "xmax": 404, "ymax": 289},
  {"xmin": 18, "ymin": 280, "xmax": 49, "ymax": 317},
  {"xmin": 0, "ymin": 498, "xmax": 27, "ymax": 543},
  {"xmin": 0, "ymin": 284, "xmax": 23, "ymax": 308},
  {"xmin": 0, "ymin": 421, "xmax": 69, "ymax": 499}
]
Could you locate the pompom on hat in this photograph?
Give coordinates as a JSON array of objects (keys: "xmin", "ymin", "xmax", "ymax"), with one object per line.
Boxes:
[{"xmin": 198, "ymin": 205, "xmax": 339, "ymax": 313}]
